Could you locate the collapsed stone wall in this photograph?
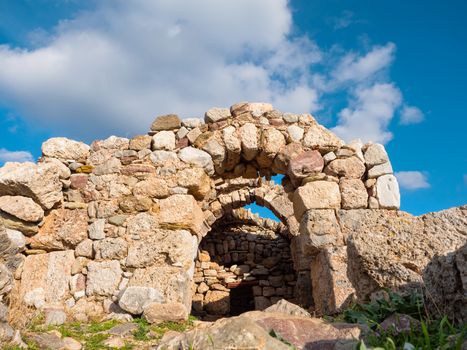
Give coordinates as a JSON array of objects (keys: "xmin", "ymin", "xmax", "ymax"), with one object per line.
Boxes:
[
  {"xmin": 0, "ymin": 101, "xmax": 463, "ymax": 342},
  {"xmin": 193, "ymin": 209, "xmax": 296, "ymax": 317}
]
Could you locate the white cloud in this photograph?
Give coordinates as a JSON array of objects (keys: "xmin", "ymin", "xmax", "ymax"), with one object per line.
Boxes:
[
  {"xmin": 330, "ymin": 43, "xmax": 396, "ymax": 85},
  {"xmin": 0, "ymin": 0, "xmax": 323, "ymax": 140},
  {"xmin": 395, "ymin": 171, "xmax": 430, "ymax": 190},
  {"xmin": 0, "ymin": 1, "xmax": 423, "ymax": 146},
  {"xmin": 332, "ymin": 83, "xmax": 402, "ymax": 143},
  {"xmin": 0, "ymin": 148, "xmax": 34, "ymax": 163},
  {"xmin": 400, "ymin": 105, "xmax": 424, "ymax": 124}
]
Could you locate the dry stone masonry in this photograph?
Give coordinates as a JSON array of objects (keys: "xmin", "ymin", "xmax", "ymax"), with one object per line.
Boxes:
[
  {"xmin": 0, "ymin": 101, "xmax": 465, "ymax": 342},
  {"xmin": 193, "ymin": 209, "xmax": 296, "ymax": 317}
]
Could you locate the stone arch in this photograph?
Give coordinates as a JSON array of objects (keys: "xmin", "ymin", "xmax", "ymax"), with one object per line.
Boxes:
[
  {"xmin": 0, "ymin": 101, "xmax": 401, "ymax": 330},
  {"xmin": 192, "ymin": 206, "xmax": 297, "ymax": 318}
]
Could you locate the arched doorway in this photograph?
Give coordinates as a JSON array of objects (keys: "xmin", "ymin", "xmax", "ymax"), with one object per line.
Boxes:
[{"xmin": 192, "ymin": 208, "xmax": 297, "ymax": 319}]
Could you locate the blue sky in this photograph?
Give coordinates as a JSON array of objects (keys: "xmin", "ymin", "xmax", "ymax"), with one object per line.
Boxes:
[{"xmin": 0, "ymin": 0, "xmax": 466, "ymax": 217}]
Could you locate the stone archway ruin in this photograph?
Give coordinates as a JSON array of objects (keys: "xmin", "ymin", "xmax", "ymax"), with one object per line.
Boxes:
[
  {"xmin": 193, "ymin": 207, "xmax": 296, "ymax": 318},
  {"xmin": 0, "ymin": 101, "xmax": 409, "ymax": 333}
]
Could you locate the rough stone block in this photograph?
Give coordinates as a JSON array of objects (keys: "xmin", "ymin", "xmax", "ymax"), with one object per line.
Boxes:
[
  {"xmin": 339, "ymin": 178, "xmax": 368, "ymax": 209},
  {"xmin": 293, "ymin": 181, "xmax": 341, "ymax": 220},
  {"xmin": 158, "ymin": 194, "xmax": 205, "ymax": 236},
  {"xmin": 311, "ymin": 246, "xmax": 355, "ymax": 315},
  {"xmin": 298, "ymin": 209, "xmax": 342, "ymax": 255},
  {"xmin": 86, "ymin": 260, "xmax": 122, "ymax": 296}
]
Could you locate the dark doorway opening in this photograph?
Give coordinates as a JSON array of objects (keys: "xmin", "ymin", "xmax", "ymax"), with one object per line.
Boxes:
[
  {"xmin": 228, "ymin": 282, "xmax": 256, "ymax": 316},
  {"xmin": 192, "ymin": 209, "xmax": 297, "ymax": 319}
]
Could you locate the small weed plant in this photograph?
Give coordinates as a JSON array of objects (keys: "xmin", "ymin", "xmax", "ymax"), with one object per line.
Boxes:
[{"xmin": 340, "ymin": 290, "xmax": 466, "ymax": 350}]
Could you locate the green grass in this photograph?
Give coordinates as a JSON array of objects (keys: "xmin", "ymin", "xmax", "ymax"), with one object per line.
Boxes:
[
  {"xmin": 16, "ymin": 315, "xmax": 199, "ymax": 349},
  {"xmin": 21, "ymin": 319, "xmax": 121, "ymax": 350},
  {"xmin": 132, "ymin": 315, "xmax": 198, "ymax": 341},
  {"xmin": 338, "ymin": 290, "xmax": 467, "ymax": 350},
  {"xmin": 82, "ymin": 333, "xmax": 111, "ymax": 350},
  {"xmin": 132, "ymin": 317, "xmax": 151, "ymax": 341}
]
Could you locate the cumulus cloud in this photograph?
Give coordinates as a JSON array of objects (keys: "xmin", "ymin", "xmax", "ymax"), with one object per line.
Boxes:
[
  {"xmin": 400, "ymin": 105, "xmax": 424, "ymax": 124},
  {"xmin": 330, "ymin": 43, "xmax": 396, "ymax": 86},
  {"xmin": 332, "ymin": 83, "xmax": 402, "ymax": 143},
  {"xmin": 0, "ymin": 0, "xmax": 422, "ymax": 145},
  {"xmin": 0, "ymin": 0, "xmax": 323, "ymax": 140},
  {"xmin": 395, "ymin": 171, "xmax": 430, "ymax": 190},
  {"xmin": 0, "ymin": 148, "xmax": 34, "ymax": 163}
]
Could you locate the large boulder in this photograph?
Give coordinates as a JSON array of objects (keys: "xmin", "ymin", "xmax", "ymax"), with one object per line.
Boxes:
[
  {"xmin": 132, "ymin": 176, "xmax": 169, "ymax": 198},
  {"xmin": 29, "ymin": 209, "xmax": 88, "ymax": 250},
  {"xmin": 156, "ymin": 315, "xmax": 290, "ymax": 350},
  {"xmin": 152, "ymin": 131, "xmax": 176, "ymax": 151},
  {"xmin": 344, "ymin": 206, "xmax": 467, "ymax": 301},
  {"xmin": 0, "ymin": 195, "xmax": 44, "ymax": 222},
  {"xmin": 257, "ymin": 128, "xmax": 286, "ymax": 167},
  {"xmin": 264, "ymin": 299, "xmax": 311, "ymax": 317},
  {"xmin": 156, "ymin": 311, "xmax": 362, "ymax": 350},
  {"xmin": 222, "ymin": 126, "xmax": 241, "ymax": 171},
  {"xmin": 42, "ymin": 137, "xmax": 90, "ymax": 162},
  {"xmin": 0, "ymin": 162, "xmax": 62, "ymax": 209},
  {"xmin": 15, "ymin": 251, "xmax": 75, "ymax": 310}
]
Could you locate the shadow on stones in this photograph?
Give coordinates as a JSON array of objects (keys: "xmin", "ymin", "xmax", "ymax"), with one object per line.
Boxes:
[
  {"xmin": 347, "ymin": 238, "xmax": 467, "ymax": 325},
  {"xmin": 192, "ymin": 209, "xmax": 298, "ymax": 319},
  {"xmin": 423, "ymin": 242, "xmax": 467, "ymax": 325}
]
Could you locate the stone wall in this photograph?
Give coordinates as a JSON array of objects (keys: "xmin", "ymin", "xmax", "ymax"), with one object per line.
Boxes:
[
  {"xmin": 193, "ymin": 209, "xmax": 296, "ymax": 317},
  {"xmin": 0, "ymin": 101, "xmax": 423, "ymax": 340}
]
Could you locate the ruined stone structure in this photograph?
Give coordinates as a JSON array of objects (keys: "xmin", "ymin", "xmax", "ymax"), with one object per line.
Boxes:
[
  {"xmin": 0, "ymin": 102, "xmax": 465, "ymax": 342},
  {"xmin": 193, "ymin": 208, "xmax": 296, "ymax": 317}
]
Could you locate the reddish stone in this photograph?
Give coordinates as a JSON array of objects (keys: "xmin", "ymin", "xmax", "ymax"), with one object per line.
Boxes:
[
  {"xmin": 269, "ymin": 118, "xmax": 285, "ymax": 126},
  {"xmin": 121, "ymin": 164, "xmax": 156, "ymax": 175},
  {"xmin": 176, "ymin": 137, "xmax": 189, "ymax": 149},
  {"xmin": 253, "ymin": 314, "xmax": 361, "ymax": 350},
  {"xmin": 70, "ymin": 174, "xmax": 89, "ymax": 190},
  {"xmin": 209, "ymin": 120, "xmax": 229, "ymax": 131},
  {"xmin": 287, "ymin": 150, "xmax": 324, "ymax": 183},
  {"xmin": 81, "ymin": 189, "xmax": 99, "ymax": 203}
]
